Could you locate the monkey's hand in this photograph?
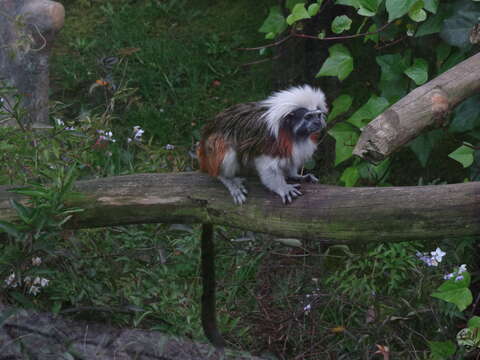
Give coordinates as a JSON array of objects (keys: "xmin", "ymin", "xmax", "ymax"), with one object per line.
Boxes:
[
  {"xmin": 218, "ymin": 176, "xmax": 248, "ymax": 205},
  {"xmin": 277, "ymin": 183, "xmax": 303, "ymax": 204},
  {"xmin": 288, "ymin": 173, "xmax": 319, "ymax": 183}
]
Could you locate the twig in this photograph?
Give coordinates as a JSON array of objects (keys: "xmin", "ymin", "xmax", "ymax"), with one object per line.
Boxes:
[
  {"xmin": 238, "ymin": 34, "xmax": 293, "ymax": 51},
  {"xmin": 292, "ymin": 21, "xmax": 392, "ymax": 41}
]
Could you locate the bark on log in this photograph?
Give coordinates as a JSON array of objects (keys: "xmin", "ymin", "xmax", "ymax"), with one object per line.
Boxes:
[
  {"xmin": 353, "ymin": 52, "xmax": 480, "ymax": 164},
  {"xmin": 0, "ymin": 305, "xmax": 261, "ymax": 360},
  {"xmin": 0, "ymin": 0, "xmax": 64, "ymax": 127},
  {"xmin": 1, "ymin": 172, "xmax": 479, "ymax": 244}
]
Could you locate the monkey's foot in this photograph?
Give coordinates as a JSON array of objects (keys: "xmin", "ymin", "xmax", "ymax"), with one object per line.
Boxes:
[
  {"xmin": 218, "ymin": 176, "xmax": 248, "ymax": 205},
  {"xmin": 289, "ymin": 173, "xmax": 319, "ymax": 183},
  {"xmin": 277, "ymin": 183, "xmax": 302, "ymax": 204}
]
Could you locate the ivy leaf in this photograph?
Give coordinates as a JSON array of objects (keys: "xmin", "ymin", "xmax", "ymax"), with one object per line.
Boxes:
[
  {"xmin": 340, "ymin": 166, "xmax": 359, "ymax": 187},
  {"xmin": 357, "ymin": 0, "xmax": 379, "ymax": 16},
  {"xmin": 286, "ymin": 0, "xmax": 305, "ymax": 10},
  {"xmin": 448, "ymin": 145, "xmax": 475, "ymax": 168},
  {"xmin": 432, "ymin": 272, "xmax": 472, "ymax": 311},
  {"xmin": 386, "ymin": 0, "xmax": 415, "ymax": 22},
  {"xmin": 376, "ymin": 53, "xmax": 409, "ymax": 102},
  {"xmin": 409, "ymin": 129, "xmax": 443, "ymax": 167},
  {"xmin": 335, "ymin": 0, "xmax": 360, "ymax": 8},
  {"xmin": 259, "ymin": 6, "xmax": 287, "ymax": 37},
  {"xmin": 316, "ymin": 44, "xmax": 354, "ymax": 81},
  {"xmin": 404, "ymin": 58, "xmax": 428, "ymax": 85},
  {"xmin": 440, "ymin": 0, "xmax": 480, "ymax": 48},
  {"xmin": 328, "ymin": 94, "xmax": 353, "ymax": 122},
  {"xmin": 424, "ymin": 0, "xmax": 439, "ymax": 13},
  {"xmin": 408, "ymin": 1, "xmax": 427, "ymax": 22},
  {"xmin": 328, "ymin": 122, "xmax": 359, "ymax": 165},
  {"xmin": 332, "ymin": 15, "xmax": 352, "ymax": 33},
  {"xmin": 435, "ymin": 42, "xmax": 451, "ymax": 65},
  {"xmin": 287, "ymin": 3, "xmax": 311, "ymax": 25},
  {"xmin": 364, "ymin": 24, "xmax": 379, "ymax": 43},
  {"xmin": 428, "ymin": 341, "xmax": 456, "ymax": 360},
  {"xmin": 468, "ymin": 316, "xmax": 480, "ymax": 329},
  {"xmin": 415, "ymin": 6, "xmax": 449, "ymax": 37},
  {"xmin": 449, "ymin": 95, "xmax": 480, "ymax": 133},
  {"xmin": 346, "ymin": 95, "xmax": 390, "ymax": 129},
  {"xmin": 308, "ymin": 3, "xmax": 321, "ymax": 16}
]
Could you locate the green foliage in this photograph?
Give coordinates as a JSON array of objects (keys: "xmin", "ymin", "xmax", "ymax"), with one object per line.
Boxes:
[
  {"xmin": 316, "ymin": 44, "xmax": 354, "ymax": 81},
  {"xmin": 448, "ymin": 145, "xmax": 475, "ymax": 168},
  {"xmin": 428, "ymin": 341, "xmax": 456, "ymax": 360},
  {"xmin": 328, "ymin": 122, "xmax": 359, "ymax": 165},
  {"xmin": 432, "ymin": 272, "xmax": 472, "ymax": 311},
  {"xmin": 331, "ymin": 15, "xmax": 352, "ymax": 34}
]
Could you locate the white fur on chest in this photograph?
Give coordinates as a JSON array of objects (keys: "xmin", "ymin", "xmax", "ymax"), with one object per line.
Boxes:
[{"xmin": 291, "ymin": 138, "xmax": 317, "ymax": 169}]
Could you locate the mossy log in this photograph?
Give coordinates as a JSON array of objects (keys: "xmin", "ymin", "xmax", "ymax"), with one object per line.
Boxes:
[{"xmin": 1, "ymin": 172, "xmax": 479, "ymax": 243}]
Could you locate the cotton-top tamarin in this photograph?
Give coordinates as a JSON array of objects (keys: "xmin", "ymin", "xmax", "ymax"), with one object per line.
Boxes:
[{"xmin": 197, "ymin": 85, "xmax": 327, "ymax": 204}]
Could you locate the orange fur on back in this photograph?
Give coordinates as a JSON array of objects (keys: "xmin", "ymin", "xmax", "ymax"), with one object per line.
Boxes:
[{"xmin": 197, "ymin": 134, "xmax": 228, "ymax": 177}]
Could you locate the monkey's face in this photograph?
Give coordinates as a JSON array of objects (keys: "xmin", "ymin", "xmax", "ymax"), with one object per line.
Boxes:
[{"xmin": 285, "ymin": 108, "xmax": 327, "ymax": 139}]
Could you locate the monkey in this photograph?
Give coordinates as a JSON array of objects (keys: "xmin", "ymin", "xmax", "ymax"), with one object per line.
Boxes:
[
  {"xmin": 197, "ymin": 85, "xmax": 327, "ymax": 349},
  {"xmin": 197, "ymin": 85, "xmax": 328, "ymax": 204}
]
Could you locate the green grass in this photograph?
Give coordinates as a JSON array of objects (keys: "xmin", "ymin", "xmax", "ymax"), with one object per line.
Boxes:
[{"xmin": 52, "ymin": 0, "xmax": 273, "ymax": 145}]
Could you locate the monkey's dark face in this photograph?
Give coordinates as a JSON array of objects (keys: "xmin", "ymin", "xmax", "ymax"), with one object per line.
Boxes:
[{"xmin": 284, "ymin": 108, "xmax": 327, "ymax": 139}]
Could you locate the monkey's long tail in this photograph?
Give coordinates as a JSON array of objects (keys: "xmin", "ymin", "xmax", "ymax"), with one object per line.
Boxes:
[{"xmin": 201, "ymin": 223, "xmax": 226, "ymax": 349}]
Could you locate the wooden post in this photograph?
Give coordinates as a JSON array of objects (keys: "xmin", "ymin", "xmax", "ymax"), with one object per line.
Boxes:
[{"xmin": 0, "ymin": 0, "xmax": 64, "ymax": 127}]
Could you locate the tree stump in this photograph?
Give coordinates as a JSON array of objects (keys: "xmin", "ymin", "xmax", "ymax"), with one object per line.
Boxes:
[{"xmin": 0, "ymin": 0, "xmax": 64, "ymax": 127}]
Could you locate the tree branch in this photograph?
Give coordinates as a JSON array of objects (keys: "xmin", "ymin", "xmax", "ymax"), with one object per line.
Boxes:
[
  {"xmin": 353, "ymin": 52, "xmax": 480, "ymax": 164},
  {"xmin": 1, "ymin": 172, "xmax": 479, "ymax": 244}
]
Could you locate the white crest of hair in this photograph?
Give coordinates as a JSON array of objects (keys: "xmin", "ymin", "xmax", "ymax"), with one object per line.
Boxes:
[{"xmin": 260, "ymin": 85, "xmax": 327, "ymax": 138}]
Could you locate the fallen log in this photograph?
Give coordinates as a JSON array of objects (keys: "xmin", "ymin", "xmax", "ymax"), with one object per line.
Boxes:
[{"xmin": 1, "ymin": 172, "xmax": 479, "ymax": 243}]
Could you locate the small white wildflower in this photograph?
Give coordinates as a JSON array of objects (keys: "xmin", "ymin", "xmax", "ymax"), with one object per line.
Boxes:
[
  {"xmin": 0, "ymin": 97, "xmax": 4, "ymax": 103},
  {"xmin": 444, "ymin": 273, "xmax": 454, "ymax": 280},
  {"xmin": 165, "ymin": 144, "xmax": 175, "ymax": 150},
  {"xmin": 131, "ymin": 126, "xmax": 144, "ymax": 142},
  {"xmin": 5, "ymin": 273, "xmax": 17, "ymax": 287},
  {"xmin": 33, "ymin": 276, "xmax": 41, "ymax": 285},
  {"xmin": 29, "ymin": 285, "xmax": 40, "ymax": 296},
  {"xmin": 24, "ymin": 276, "xmax": 32, "ymax": 284},
  {"xmin": 39, "ymin": 278, "xmax": 49, "ymax": 287},
  {"xmin": 55, "ymin": 118, "xmax": 64, "ymax": 126},
  {"xmin": 127, "ymin": 137, "xmax": 132, "ymax": 143},
  {"xmin": 32, "ymin": 257, "xmax": 42, "ymax": 266},
  {"xmin": 303, "ymin": 303, "xmax": 312, "ymax": 314},
  {"xmin": 431, "ymin": 248, "xmax": 446, "ymax": 263},
  {"xmin": 458, "ymin": 264, "xmax": 467, "ymax": 274},
  {"xmin": 159, "ymin": 108, "xmax": 165, "ymax": 113}
]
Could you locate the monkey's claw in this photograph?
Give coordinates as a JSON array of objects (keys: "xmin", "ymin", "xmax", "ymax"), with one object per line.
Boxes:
[{"xmin": 279, "ymin": 184, "xmax": 303, "ymax": 204}]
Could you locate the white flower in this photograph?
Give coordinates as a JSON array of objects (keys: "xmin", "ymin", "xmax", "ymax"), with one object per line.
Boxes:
[
  {"xmin": 40, "ymin": 278, "xmax": 49, "ymax": 287},
  {"xmin": 458, "ymin": 264, "xmax": 467, "ymax": 274},
  {"xmin": 32, "ymin": 257, "xmax": 42, "ymax": 266},
  {"xmin": 132, "ymin": 126, "xmax": 144, "ymax": 142},
  {"xmin": 29, "ymin": 285, "xmax": 40, "ymax": 296},
  {"xmin": 24, "ymin": 276, "xmax": 32, "ymax": 284},
  {"xmin": 5, "ymin": 273, "xmax": 17, "ymax": 287},
  {"xmin": 303, "ymin": 303, "xmax": 311, "ymax": 314},
  {"xmin": 431, "ymin": 248, "xmax": 446, "ymax": 263},
  {"xmin": 55, "ymin": 118, "xmax": 64, "ymax": 126},
  {"xmin": 165, "ymin": 144, "xmax": 175, "ymax": 150}
]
